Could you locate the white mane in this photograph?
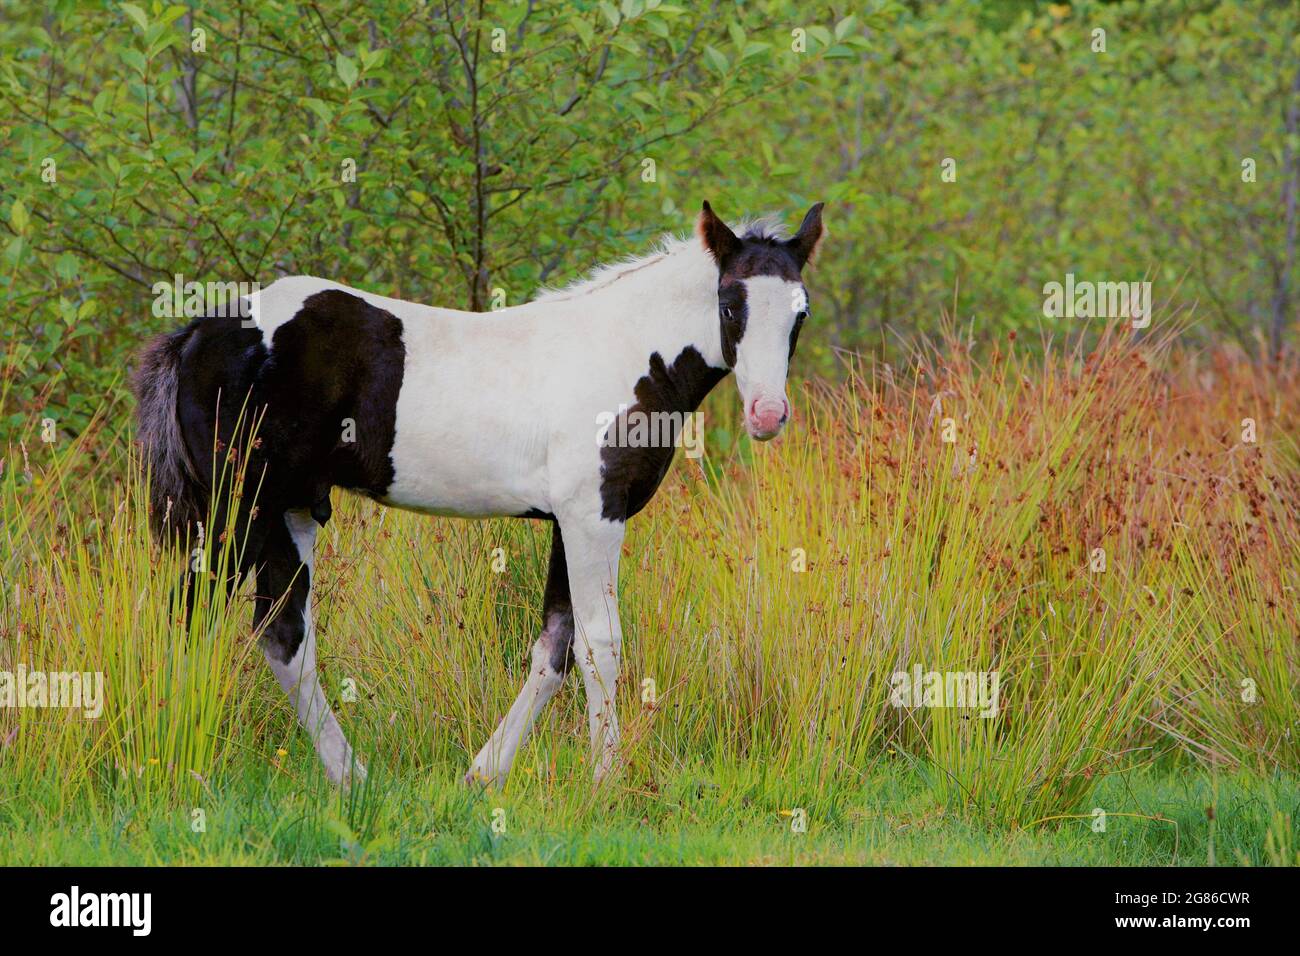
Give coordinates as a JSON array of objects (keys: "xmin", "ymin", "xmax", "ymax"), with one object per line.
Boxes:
[
  {"xmin": 533, "ymin": 234, "xmax": 696, "ymax": 303},
  {"xmin": 532, "ymin": 216, "xmax": 788, "ymax": 304}
]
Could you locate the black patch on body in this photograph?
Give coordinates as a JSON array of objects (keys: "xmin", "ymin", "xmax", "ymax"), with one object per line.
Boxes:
[
  {"xmin": 175, "ymin": 290, "xmax": 405, "ymax": 517},
  {"xmin": 598, "ymin": 346, "xmax": 727, "ymax": 522},
  {"xmin": 165, "ymin": 288, "xmax": 406, "ymax": 662},
  {"xmin": 260, "ymin": 290, "xmax": 406, "ymax": 498}
]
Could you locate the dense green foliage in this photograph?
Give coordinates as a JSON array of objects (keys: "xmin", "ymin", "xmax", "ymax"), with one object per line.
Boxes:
[{"xmin": 1, "ymin": 0, "xmax": 1297, "ymax": 438}]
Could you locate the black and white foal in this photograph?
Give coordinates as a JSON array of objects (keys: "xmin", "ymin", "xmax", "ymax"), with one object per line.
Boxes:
[{"xmin": 135, "ymin": 200, "xmax": 824, "ymax": 786}]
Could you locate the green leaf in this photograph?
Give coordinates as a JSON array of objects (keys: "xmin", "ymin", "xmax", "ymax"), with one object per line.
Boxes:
[
  {"xmin": 807, "ymin": 25, "xmax": 833, "ymax": 49},
  {"xmin": 120, "ymin": 47, "xmax": 146, "ymax": 74},
  {"xmin": 300, "ymin": 97, "xmax": 334, "ymax": 124},
  {"xmin": 703, "ymin": 45, "xmax": 729, "ymax": 75},
  {"xmin": 120, "ymin": 2, "xmax": 148, "ymax": 31},
  {"xmin": 336, "ymin": 53, "xmax": 358, "ymax": 89},
  {"xmin": 835, "ymin": 14, "xmax": 858, "ymax": 41},
  {"xmin": 55, "ymin": 253, "xmax": 79, "ymax": 281},
  {"xmin": 159, "ymin": 5, "xmax": 189, "ymax": 26},
  {"xmin": 10, "ymin": 198, "xmax": 29, "ymax": 234},
  {"xmin": 573, "ymin": 17, "xmax": 594, "ymax": 48},
  {"xmin": 121, "ymin": 48, "xmax": 147, "ymax": 75},
  {"xmin": 611, "ymin": 34, "xmax": 641, "ymax": 55},
  {"xmin": 147, "ymin": 29, "xmax": 177, "ymax": 58},
  {"xmin": 3, "ymin": 235, "xmax": 23, "ymax": 267}
]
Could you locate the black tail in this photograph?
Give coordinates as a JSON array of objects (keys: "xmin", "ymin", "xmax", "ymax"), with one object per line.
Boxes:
[{"xmin": 133, "ymin": 327, "xmax": 206, "ymax": 542}]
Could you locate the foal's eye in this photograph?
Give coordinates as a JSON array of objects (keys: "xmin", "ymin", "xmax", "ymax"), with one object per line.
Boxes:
[{"xmin": 721, "ymin": 306, "xmax": 735, "ymax": 322}]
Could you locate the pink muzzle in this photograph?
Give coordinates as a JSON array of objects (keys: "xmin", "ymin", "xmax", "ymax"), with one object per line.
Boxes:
[{"xmin": 747, "ymin": 396, "xmax": 790, "ymax": 440}]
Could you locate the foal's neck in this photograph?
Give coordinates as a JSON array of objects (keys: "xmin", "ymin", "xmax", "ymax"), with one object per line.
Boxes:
[
  {"xmin": 593, "ymin": 237, "xmax": 727, "ymax": 371},
  {"xmin": 611, "ymin": 240, "xmax": 729, "ymax": 410},
  {"xmin": 535, "ymin": 236, "xmax": 730, "ymax": 412}
]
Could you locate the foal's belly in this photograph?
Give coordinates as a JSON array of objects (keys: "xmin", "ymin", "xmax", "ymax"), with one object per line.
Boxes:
[
  {"xmin": 380, "ymin": 457, "xmax": 541, "ymax": 519},
  {"xmin": 380, "ymin": 374, "xmax": 552, "ymax": 519}
]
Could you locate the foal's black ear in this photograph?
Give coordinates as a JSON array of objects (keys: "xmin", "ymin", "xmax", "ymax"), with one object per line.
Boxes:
[
  {"xmin": 787, "ymin": 202, "xmax": 826, "ymax": 269},
  {"xmin": 697, "ymin": 200, "xmax": 742, "ymax": 265}
]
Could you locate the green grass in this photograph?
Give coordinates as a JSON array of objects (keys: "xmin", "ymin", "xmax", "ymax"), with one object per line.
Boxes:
[{"xmin": 1, "ymin": 758, "xmax": 1295, "ymax": 865}]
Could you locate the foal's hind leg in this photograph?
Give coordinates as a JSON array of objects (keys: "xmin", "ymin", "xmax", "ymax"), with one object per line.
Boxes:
[
  {"xmin": 467, "ymin": 524, "xmax": 573, "ymax": 786},
  {"xmin": 257, "ymin": 509, "xmax": 364, "ymax": 784}
]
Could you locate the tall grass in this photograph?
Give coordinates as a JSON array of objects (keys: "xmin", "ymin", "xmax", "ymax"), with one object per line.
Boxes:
[{"xmin": 1, "ymin": 328, "xmax": 1296, "ymax": 838}]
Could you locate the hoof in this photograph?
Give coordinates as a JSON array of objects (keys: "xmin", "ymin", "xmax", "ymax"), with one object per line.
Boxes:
[
  {"xmin": 328, "ymin": 756, "xmax": 367, "ymax": 787},
  {"xmin": 463, "ymin": 768, "xmax": 499, "ymax": 788}
]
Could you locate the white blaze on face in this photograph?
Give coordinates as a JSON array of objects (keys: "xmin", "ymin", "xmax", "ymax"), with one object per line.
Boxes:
[{"xmin": 734, "ymin": 275, "xmax": 805, "ymax": 441}]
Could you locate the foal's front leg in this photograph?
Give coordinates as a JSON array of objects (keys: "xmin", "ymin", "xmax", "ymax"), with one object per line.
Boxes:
[{"xmin": 557, "ymin": 514, "xmax": 626, "ymax": 784}]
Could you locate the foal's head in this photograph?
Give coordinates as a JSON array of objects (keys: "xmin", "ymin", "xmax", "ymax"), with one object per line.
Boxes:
[{"xmin": 697, "ymin": 200, "xmax": 825, "ymax": 441}]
